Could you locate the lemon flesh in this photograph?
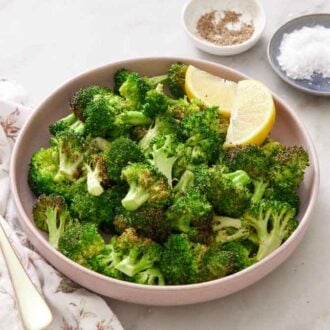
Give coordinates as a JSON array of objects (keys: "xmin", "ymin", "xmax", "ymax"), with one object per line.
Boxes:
[
  {"xmin": 185, "ymin": 65, "xmax": 237, "ymax": 117},
  {"xmin": 224, "ymin": 80, "xmax": 276, "ymax": 147}
]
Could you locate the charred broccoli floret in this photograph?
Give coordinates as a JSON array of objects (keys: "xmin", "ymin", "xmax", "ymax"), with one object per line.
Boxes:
[
  {"xmin": 32, "ymin": 195, "xmax": 72, "ymax": 249},
  {"xmin": 70, "ymin": 86, "xmax": 112, "ymax": 120},
  {"xmin": 147, "ymin": 134, "xmax": 182, "ymax": 187},
  {"xmin": 167, "ymin": 63, "xmax": 188, "ymax": 98},
  {"xmin": 139, "ymin": 115, "xmax": 180, "ymax": 152},
  {"xmin": 195, "ymin": 165, "xmax": 251, "ymax": 217},
  {"xmin": 243, "ymin": 200, "xmax": 298, "ymax": 260},
  {"xmin": 166, "ymin": 188, "xmax": 213, "ymax": 244},
  {"xmin": 265, "ymin": 187, "xmax": 300, "ymax": 213},
  {"xmin": 268, "ymin": 145, "xmax": 309, "ymax": 192},
  {"xmin": 105, "ymin": 137, "xmax": 145, "ymax": 183},
  {"xmin": 118, "ymin": 71, "xmax": 167, "ymax": 110},
  {"xmin": 173, "ymin": 169, "xmax": 195, "ymax": 193},
  {"xmin": 49, "ymin": 113, "xmax": 85, "ymax": 136},
  {"xmin": 50, "ymin": 131, "xmax": 88, "ymax": 182},
  {"xmin": 143, "ymin": 83, "xmax": 169, "ymax": 118},
  {"xmin": 83, "ymin": 154, "xmax": 110, "ymax": 196},
  {"xmin": 199, "ymin": 244, "xmax": 235, "ymax": 281},
  {"xmin": 113, "ymin": 228, "xmax": 163, "ymax": 277},
  {"xmin": 58, "ymin": 222, "xmax": 105, "ymax": 267},
  {"xmin": 174, "ymin": 108, "xmax": 222, "ymax": 177},
  {"xmin": 114, "ymin": 206, "xmax": 170, "ymax": 243},
  {"xmin": 121, "ymin": 163, "xmax": 171, "ymax": 211},
  {"xmin": 91, "ymin": 241, "xmax": 126, "ymax": 280},
  {"xmin": 160, "ymin": 234, "xmax": 207, "ymax": 284},
  {"xmin": 221, "ymin": 241, "xmax": 256, "ymax": 272},
  {"xmin": 212, "ymin": 215, "xmax": 249, "ymax": 243},
  {"xmin": 70, "ymin": 189, "xmax": 118, "ymax": 225},
  {"xmin": 134, "ymin": 267, "xmax": 165, "ymax": 285},
  {"xmin": 28, "ymin": 146, "xmax": 84, "ymax": 200},
  {"xmin": 224, "ymin": 145, "xmax": 271, "ymax": 203}
]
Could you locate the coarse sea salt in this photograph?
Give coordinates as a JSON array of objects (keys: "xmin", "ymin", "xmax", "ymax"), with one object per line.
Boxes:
[{"xmin": 277, "ymin": 25, "xmax": 330, "ymax": 80}]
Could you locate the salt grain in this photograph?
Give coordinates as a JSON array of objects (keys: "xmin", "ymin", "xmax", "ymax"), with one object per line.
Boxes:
[{"xmin": 277, "ymin": 25, "xmax": 330, "ymax": 80}]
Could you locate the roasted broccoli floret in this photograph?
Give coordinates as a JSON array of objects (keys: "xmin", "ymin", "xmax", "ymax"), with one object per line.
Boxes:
[
  {"xmin": 121, "ymin": 163, "xmax": 171, "ymax": 211},
  {"xmin": 114, "ymin": 206, "xmax": 170, "ymax": 243},
  {"xmin": 167, "ymin": 63, "xmax": 188, "ymax": 98},
  {"xmin": 28, "ymin": 146, "xmax": 84, "ymax": 200},
  {"xmin": 224, "ymin": 145, "xmax": 271, "ymax": 203},
  {"xmin": 118, "ymin": 71, "xmax": 167, "ymax": 110},
  {"xmin": 58, "ymin": 222, "xmax": 105, "ymax": 267},
  {"xmin": 91, "ymin": 241, "xmax": 126, "ymax": 280},
  {"xmin": 243, "ymin": 200, "xmax": 298, "ymax": 260},
  {"xmin": 174, "ymin": 108, "xmax": 222, "ymax": 177},
  {"xmin": 265, "ymin": 187, "xmax": 300, "ymax": 213},
  {"xmin": 195, "ymin": 165, "xmax": 251, "ymax": 217},
  {"xmin": 70, "ymin": 189, "xmax": 118, "ymax": 225},
  {"xmin": 199, "ymin": 244, "xmax": 235, "ymax": 281},
  {"xmin": 166, "ymin": 97, "xmax": 203, "ymax": 121},
  {"xmin": 147, "ymin": 134, "xmax": 182, "ymax": 187},
  {"xmin": 160, "ymin": 234, "xmax": 207, "ymax": 284},
  {"xmin": 50, "ymin": 131, "xmax": 88, "ymax": 182},
  {"xmin": 32, "ymin": 195, "xmax": 72, "ymax": 249},
  {"xmin": 173, "ymin": 169, "xmax": 195, "ymax": 193},
  {"xmin": 221, "ymin": 241, "xmax": 256, "ymax": 272},
  {"xmin": 113, "ymin": 228, "xmax": 162, "ymax": 277},
  {"xmin": 105, "ymin": 137, "xmax": 145, "ymax": 183},
  {"xmin": 70, "ymin": 86, "xmax": 112, "ymax": 120},
  {"xmin": 83, "ymin": 154, "xmax": 110, "ymax": 196},
  {"xmin": 143, "ymin": 83, "xmax": 169, "ymax": 118},
  {"xmin": 166, "ymin": 188, "xmax": 213, "ymax": 244},
  {"xmin": 49, "ymin": 113, "xmax": 85, "ymax": 136},
  {"xmin": 81, "ymin": 95, "xmax": 151, "ymax": 138},
  {"xmin": 139, "ymin": 115, "xmax": 180, "ymax": 152},
  {"xmin": 212, "ymin": 215, "xmax": 249, "ymax": 243},
  {"xmin": 114, "ymin": 69, "xmax": 131, "ymax": 94},
  {"xmin": 268, "ymin": 145, "xmax": 309, "ymax": 192},
  {"xmin": 134, "ymin": 267, "xmax": 165, "ymax": 285}
]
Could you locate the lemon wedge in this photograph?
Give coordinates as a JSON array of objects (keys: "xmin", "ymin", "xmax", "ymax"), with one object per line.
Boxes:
[
  {"xmin": 224, "ymin": 80, "xmax": 276, "ymax": 147},
  {"xmin": 185, "ymin": 65, "xmax": 237, "ymax": 117}
]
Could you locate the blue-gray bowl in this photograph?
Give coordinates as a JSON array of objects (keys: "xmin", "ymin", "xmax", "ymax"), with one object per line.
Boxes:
[{"xmin": 268, "ymin": 14, "xmax": 330, "ymax": 96}]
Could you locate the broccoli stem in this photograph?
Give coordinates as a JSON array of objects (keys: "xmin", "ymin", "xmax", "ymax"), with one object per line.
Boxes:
[
  {"xmin": 70, "ymin": 120, "xmax": 85, "ymax": 134},
  {"xmin": 139, "ymin": 124, "xmax": 157, "ymax": 151},
  {"xmin": 59, "ymin": 113, "xmax": 76, "ymax": 126},
  {"xmin": 46, "ymin": 208, "xmax": 66, "ymax": 249},
  {"xmin": 173, "ymin": 170, "xmax": 195, "ymax": 193},
  {"xmin": 148, "ymin": 74, "xmax": 168, "ymax": 87},
  {"xmin": 224, "ymin": 170, "xmax": 251, "ymax": 186},
  {"xmin": 251, "ymin": 179, "xmax": 268, "ymax": 204},
  {"xmin": 54, "ymin": 153, "xmax": 83, "ymax": 182},
  {"xmin": 115, "ymin": 250, "xmax": 154, "ymax": 276},
  {"xmin": 115, "ymin": 111, "xmax": 152, "ymax": 126},
  {"xmin": 121, "ymin": 182, "xmax": 150, "ymax": 211},
  {"xmin": 135, "ymin": 267, "xmax": 165, "ymax": 285},
  {"xmin": 93, "ymin": 137, "xmax": 111, "ymax": 151},
  {"xmin": 257, "ymin": 210, "xmax": 291, "ymax": 260},
  {"xmin": 151, "ymin": 136, "xmax": 177, "ymax": 187},
  {"xmin": 213, "ymin": 216, "xmax": 249, "ymax": 243},
  {"xmin": 85, "ymin": 164, "xmax": 104, "ymax": 196}
]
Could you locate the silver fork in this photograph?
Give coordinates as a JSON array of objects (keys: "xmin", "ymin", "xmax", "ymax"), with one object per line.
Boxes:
[{"xmin": 0, "ymin": 219, "xmax": 53, "ymax": 330}]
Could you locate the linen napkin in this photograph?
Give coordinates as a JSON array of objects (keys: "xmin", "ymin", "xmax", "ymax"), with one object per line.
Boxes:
[{"xmin": 0, "ymin": 78, "xmax": 123, "ymax": 330}]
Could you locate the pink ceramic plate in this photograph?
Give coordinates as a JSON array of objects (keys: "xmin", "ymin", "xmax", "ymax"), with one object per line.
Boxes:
[{"xmin": 10, "ymin": 57, "xmax": 319, "ymax": 306}]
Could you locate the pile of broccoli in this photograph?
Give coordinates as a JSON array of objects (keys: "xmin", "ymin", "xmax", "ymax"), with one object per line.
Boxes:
[{"xmin": 28, "ymin": 63, "xmax": 309, "ymax": 285}]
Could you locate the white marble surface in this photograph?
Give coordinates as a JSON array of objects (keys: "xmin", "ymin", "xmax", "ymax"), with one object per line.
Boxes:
[{"xmin": 1, "ymin": 0, "xmax": 329, "ymax": 329}]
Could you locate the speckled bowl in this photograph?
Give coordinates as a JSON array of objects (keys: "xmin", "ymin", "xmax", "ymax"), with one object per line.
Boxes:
[
  {"xmin": 10, "ymin": 57, "xmax": 319, "ymax": 306},
  {"xmin": 182, "ymin": 0, "xmax": 266, "ymax": 56}
]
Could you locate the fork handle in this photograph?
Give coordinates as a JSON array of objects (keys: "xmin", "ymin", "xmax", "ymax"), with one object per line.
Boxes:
[{"xmin": 0, "ymin": 219, "xmax": 53, "ymax": 330}]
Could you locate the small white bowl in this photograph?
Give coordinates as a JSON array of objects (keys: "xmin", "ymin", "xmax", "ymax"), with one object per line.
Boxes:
[{"xmin": 182, "ymin": 0, "xmax": 266, "ymax": 56}]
